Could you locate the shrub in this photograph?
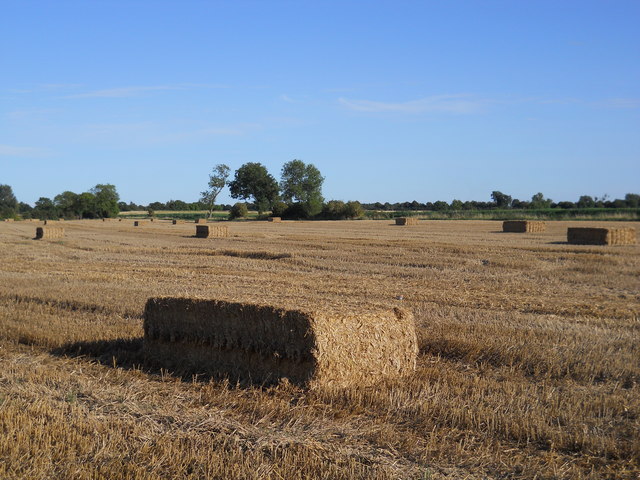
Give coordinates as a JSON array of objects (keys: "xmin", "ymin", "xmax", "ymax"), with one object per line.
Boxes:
[{"xmin": 229, "ymin": 202, "xmax": 248, "ymax": 220}]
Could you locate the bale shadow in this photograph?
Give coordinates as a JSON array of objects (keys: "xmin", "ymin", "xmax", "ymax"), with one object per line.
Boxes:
[
  {"xmin": 51, "ymin": 338, "xmax": 145, "ymax": 371},
  {"xmin": 50, "ymin": 338, "xmax": 283, "ymax": 389}
]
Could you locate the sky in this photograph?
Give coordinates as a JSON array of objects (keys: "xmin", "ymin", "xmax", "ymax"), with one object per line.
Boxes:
[{"xmin": 1, "ymin": 0, "xmax": 639, "ymax": 206}]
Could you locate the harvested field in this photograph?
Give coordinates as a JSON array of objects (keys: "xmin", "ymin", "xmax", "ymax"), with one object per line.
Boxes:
[
  {"xmin": 502, "ymin": 220, "xmax": 546, "ymax": 233},
  {"xmin": 0, "ymin": 219, "xmax": 638, "ymax": 479},
  {"xmin": 568, "ymin": 226, "xmax": 636, "ymax": 245},
  {"xmin": 134, "ymin": 220, "xmax": 146, "ymax": 227},
  {"xmin": 35, "ymin": 226, "xmax": 64, "ymax": 239},
  {"xmin": 396, "ymin": 217, "xmax": 418, "ymax": 225}
]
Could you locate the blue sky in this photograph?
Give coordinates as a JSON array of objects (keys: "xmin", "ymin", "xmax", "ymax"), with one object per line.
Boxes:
[{"xmin": 2, "ymin": 0, "xmax": 639, "ymax": 206}]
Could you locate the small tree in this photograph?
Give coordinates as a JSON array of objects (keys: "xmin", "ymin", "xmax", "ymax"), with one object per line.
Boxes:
[
  {"xmin": 625, "ymin": 193, "xmax": 640, "ymax": 208},
  {"xmin": 577, "ymin": 195, "xmax": 595, "ymax": 208},
  {"xmin": 201, "ymin": 164, "xmax": 230, "ymax": 219},
  {"xmin": 530, "ymin": 192, "xmax": 552, "ymax": 209},
  {"xmin": 344, "ymin": 201, "xmax": 364, "ymax": 219}
]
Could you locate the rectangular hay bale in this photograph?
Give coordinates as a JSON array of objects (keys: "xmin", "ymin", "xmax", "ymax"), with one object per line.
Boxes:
[
  {"xmin": 172, "ymin": 219, "xmax": 185, "ymax": 225},
  {"xmin": 196, "ymin": 224, "xmax": 229, "ymax": 238},
  {"xmin": 267, "ymin": 217, "xmax": 282, "ymax": 222},
  {"xmin": 134, "ymin": 221, "xmax": 147, "ymax": 227},
  {"xmin": 503, "ymin": 220, "xmax": 546, "ymax": 233},
  {"xmin": 567, "ymin": 227, "xmax": 636, "ymax": 245},
  {"xmin": 195, "ymin": 218, "xmax": 207, "ymax": 224},
  {"xmin": 36, "ymin": 226, "xmax": 64, "ymax": 239},
  {"xmin": 396, "ymin": 217, "xmax": 418, "ymax": 226},
  {"xmin": 143, "ymin": 298, "xmax": 418, "ymax": 387}
]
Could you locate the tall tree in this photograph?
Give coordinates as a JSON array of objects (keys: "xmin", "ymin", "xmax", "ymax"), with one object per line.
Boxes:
[
  {"xmin": 280, "ymin": 159, "xmax": 324, "ymax": 218},
  {"xmin": 200, "ymin": 164, "xmax": 230, "ymax": 219},
  {"xmin": 91, "ymin": 184, "xmax": 119, "ymax": 218},
  {"xmin": 228, "ymin": 163, "xmax": 280, "ymax": 214},
  {"xmin": 0, "ymin": 184, "xmax": 18, "ymax": 219},
  {"xmin": 54, "ymin": 191, "xmax": 79, "ymax": 218}
]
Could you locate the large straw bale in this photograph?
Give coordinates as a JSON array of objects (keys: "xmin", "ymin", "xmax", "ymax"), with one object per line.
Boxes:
[
  {"xmin": 396, "ymin": 217, "xmax": 418, "ymax": 226},
  {"xmin": 195, "ymin": 218, "xmax": 207, "ymax": 224},
  {"xmin": 172, "ymin": 219, "xmax": 185, "ymax": 225},
  {"xmin": 267, "ymin": 217, "xmax": 282, "ymax": 222},
  {"xmin": 503, "ymin": 220, "xmax": 546, "ymax": 233},
  {"xmin": 567, "ymin": 227, "xmax": 636, "ymax": 245},
  {"xmin": 134, "ymin": 221, "xmax": 147, "ymax": 227},
  {"xmin": 144, "ymin": 298, "xmax": 417, "ymax": 388},
  {"xmin": 3, "ymin": 218, "xmax": 14, "ymax": 222},
  {"xmin": 196, "ymin": 225, "xmax": 229, "ymax": 238},
  {"xmin": 36, "ymin": 227, "xmax": 64, "ymax": 239}
]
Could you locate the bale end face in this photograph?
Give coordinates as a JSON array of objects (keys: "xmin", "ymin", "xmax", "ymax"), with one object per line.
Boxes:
[
  {"xmin": 195, "ymin": 218, "xmax": 207, "ymax": 224},
  {"xmin": 143, "ymin": 298, "xmax": 418, "ymax": 388}
]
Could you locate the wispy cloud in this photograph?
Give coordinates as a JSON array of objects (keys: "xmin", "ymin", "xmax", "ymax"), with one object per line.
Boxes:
[
  {"xmin": 279, "ymin": 94, "xmax": 295, "ymax": 103},
  {"xmin": 338, "ymin": 94, "xmax": 490, "ymax": 114},
  {"xmin": 65, "ymin": 85, "xmax": 180, "ymax": 99},
  {"xmin": 0, "ymin": 144, "xmax": 50, "ymax": 157},
  {"xmin": 596, "ymin": 98, "xmax": 640, "ymax": 109}
]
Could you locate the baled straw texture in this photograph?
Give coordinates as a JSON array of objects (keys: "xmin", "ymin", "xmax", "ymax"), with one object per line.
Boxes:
[
  {"xmin": 143, "ymin": 298, "xmax": 418, "ymax": 388},
  {"xmin": 267, "ymin": 217, "xmax": 282, "ymax": 222},
  {"xmin": 503, "ymin": 221, "xmax": 546, "ymax": 233},
  {"xmin": 396, "ymin": 217, "xmax": 418, "ymax": 226},
  {"xmin": 195, "ymin": 218, "xmax": 207, "ymax": 224},
  {"xmin": 196, "ymin": 225, "xmax": 229, "ymax": 238},
  {"xmin": 172, "ymin": 219, "xmax": 185, "ymax": 225},
  {"xmin": 35, "ymin": 227, "xmax": 64, "ymax": 239},
  {"xmin": 567, "ymin": 227, "xmax": 636, "ymax": 245}
]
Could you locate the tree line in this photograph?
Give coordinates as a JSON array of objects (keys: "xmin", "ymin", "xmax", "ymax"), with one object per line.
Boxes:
[
  {"xmin": 1, "ymin": 168, "xmax": 638, "ymax": 221},
  {"xmin": 0, "ymin": 184, "xmax": 120, "ymax": 220}
]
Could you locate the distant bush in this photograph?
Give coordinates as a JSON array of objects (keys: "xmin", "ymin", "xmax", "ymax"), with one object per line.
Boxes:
[{"xmin": 229, "ymin": 202, "xmax": 248, "ymax": 220}]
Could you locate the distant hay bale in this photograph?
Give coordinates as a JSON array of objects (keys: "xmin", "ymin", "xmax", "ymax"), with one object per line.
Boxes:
[
  {"xmin": 143, "ymin": 298, "xmax": 418, "ymax": 387},
  {"xmin": 134, "ymin": 221, "xmax": 147, "ymax": 227},
  {"xmin": 567, "ymin": 227, "xmax": 636, "ymax": 246},
  {"xmin": 195, "ymin": 218, "xmax": 207, "ymax": 224},
  {"xmin": 196, "ymin": 225, "xmax": 229, "ymax": 238},
  {"xmin": 503, "ymin": 220, "xmax": 546, "ymax": 233},
  {"xmin": 267, "ymin": 217, "xmax": 282, "ymax": 222},
  {"xmin": 172, "ymin": 219, "xmax": 185, "ymax": 225},
  {"xmin": 3, "ymin": 218, "xmax": 14, "ymax": 222},
  {"xmin": 396, "ymin": 217, "xmax": 418, "ymax": 226},
  {"xmin": 36, "ymin": 226, "xmax": 64, "ymax": 239}
]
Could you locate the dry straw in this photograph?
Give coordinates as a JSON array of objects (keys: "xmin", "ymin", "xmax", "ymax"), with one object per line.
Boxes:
[
  {"xmin": 396, "ymin": 217, "xmax": 418, "ymax": 226},
  {"xmin": 36, "ymin": 227, "xmax": 64, "ymax": 239},
  {"xmin": 267, "ymin": 217, "xmax": 282, "ymax": 222},
  {"xmin": 3, "ymin": 219, "xmax": 14, "ymax": 222},
  {"xmin": 134, "ymin": 221, "xmax": 147, "ymax": 227},
  {"xmin": 196, "ymin": 225, "xmax": 229, "ymax": 238},
  {"xmin": 195, "ymin": 218, "xmax": 207, "ymax": 224},
  {"xmin": 567, "ymin": 227, "xmax": 636, "ymax": 245},
  {"xmin": 143, "ymin": 298, "xmax": 418, "ymax": 388},
  {"xmin": 503, "ymin": 221, "xmax": 546, "ymax": 233},
  {"xmin": 172, "ymin": 219, "xmax": 185, "ymax": 225}
]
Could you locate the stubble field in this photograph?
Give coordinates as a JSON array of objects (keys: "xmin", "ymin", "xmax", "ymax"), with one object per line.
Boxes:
[{"xmin": 0, "ymin": 219, "xmax": 638, "ymax": 479}]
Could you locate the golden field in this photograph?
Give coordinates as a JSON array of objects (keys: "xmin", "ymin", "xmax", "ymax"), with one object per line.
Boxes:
[{"xmin": 0, "ymin": 219, "xmax": 638, "ymax": 479}]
